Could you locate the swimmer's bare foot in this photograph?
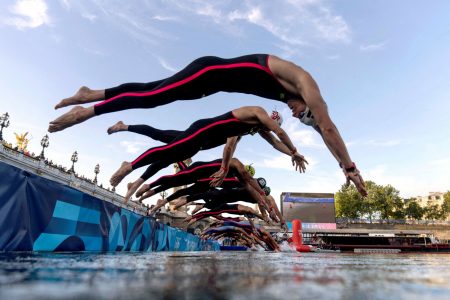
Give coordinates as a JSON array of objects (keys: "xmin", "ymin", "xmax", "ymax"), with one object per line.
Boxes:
[
  {"xmin": 55, "ymin": 86, "xmax": 104, "ymax": 109},
  {"xmin": 107, "ymin": 121, "xmax": 128, "ymax": 135},
  {"xmin": 139, "ymin": 191, "xmax": 155, "ymax": 203},
  {"xmin": 48, "ymin": 106, "xmax": 95, "ymax": 133},
  {"xmin": 191, "ymin": 204, "xmax": 204, "ymax": 215},
  {"xmin": 173, "ymin": 199, "xmax": 187, "ymax": 210},
  {"xmin": 110, "ymin": 161, "xmax": 133, "ymax": 187},
  {"xmin": 136, "ymin": 184, "xmax": 152, "ymax": 198},
  {"xmin": 124, "ymin": 178, "xmax": 145, "ymax": 204}
]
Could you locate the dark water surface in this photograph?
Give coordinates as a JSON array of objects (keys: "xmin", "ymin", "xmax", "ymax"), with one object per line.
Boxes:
[{"xmin": 0, "ymin": 252, "xmax": 449, "ymax": 300}]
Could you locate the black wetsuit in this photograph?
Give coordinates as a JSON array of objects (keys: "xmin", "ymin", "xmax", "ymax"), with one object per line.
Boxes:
[
  {"xmin": 127, "ymin": 124, "xmax": 189, "ymax": 170},
  {"xmin": 192, "ymin": 204, "xmax": 252, "ymax": 221},
  {"xmin": 128, "ymin": 124, "xmax": 181, "ymax": 144},
  {"xmin": 94, "ymin": 54, "xmax": 292, "ymax": 115},
  {"xmin": 164, "ymin": 179, "xmax": 241, "ymax": 202},
  {"xmin": 186, "ymin": 187, "xmax": 257, "ymax": 209},
  {"xmin": 131, "ymin": 111, "xmax": 256, "ymax": 180},
  {"xmin": 148, "ymin": 159, "xmax": 241, "ymax": 197}
]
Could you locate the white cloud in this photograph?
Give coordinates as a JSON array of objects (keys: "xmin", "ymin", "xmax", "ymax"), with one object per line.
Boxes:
[
  {"xmin": 119, "ymin": 141, "xmax": 148, "ymax": 155},
  {"xmin": 4, "ymin": 0, "xmax": 50, "ymax": 29},
  {"xmin": 152, "ymin": 15, "xmax": 178, "ymax": 22},
  {"xmin": 429, "ymin": 157, "xmax": 450, "ymax": 167},
  {"xmin": 313, "ymin": 7, "xmax": 350, "ymax": 43},
  {"xmin": 366, "ymin": 139, "xmax": 402, "ymax": 147},
  {"xmin": 59, "ymin": 0, "xmax": 351, "ymax": 54},
  {"xmin": 326, "ymin": 54, "xmax": 340, "ymax": 60},
  {"xmin": 58, "ymin": 0, "xmax": 70, "ymax": 10},
  {"xmin": 257, "ymin": 153, "xmax": 318, "ymax": 171},
  {"xmin": 226, "ymin": 0, "xmax": 351, "ymax": 45},
  {"xmin": 364, "ymin": 163, "xmax": 450, "ymax": 198},
  {"xmin": 81, "ymin": 12, "xmax": 97, "ymax": 22},
  {"xmin": 88, "ymin": 4, "xmax": 178, "ymax": 46},
  {"xmin": 259, "ymin": 154, "xmax": 296, "ymax": 171},
  {"xmin": 196, "ymin": 3, "xmax": 222, "ymax": 19},
  {"xmin": 155, "ymin": 56, "xmax": 178, "ymax": 73},
  {"xmin": 282, "ymin": 107, "xmax": 325, "ymax": 148},
  {"xmin": 360, "ymin": 40, "xmax": 387, "ymax": 51},
  {"xmin": 79, "ymin": 46, "xmax": 104, "ymax": 56}
]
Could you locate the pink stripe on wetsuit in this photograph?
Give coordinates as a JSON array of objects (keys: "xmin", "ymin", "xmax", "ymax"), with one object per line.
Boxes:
[
  {"xmin": 133, "ymin": 111, "xmax": 255, "ymax": 181},
  {"xmin": 94, "ymin": 54, "xmax": 290, "ymax": 116}
]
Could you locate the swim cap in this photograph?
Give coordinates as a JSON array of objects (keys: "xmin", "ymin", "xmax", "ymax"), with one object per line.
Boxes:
[
  {"xmin": 263, "ymin": 186, "xmax": 271, "ymax": 196},
  {"xmin": 271, "ymin": 110, "xmax": 283, "ymax": 126},
  {"xmin": 298, "ymin": 107, "xmax": 316, "ymax": 127},
  {"xmin": 256, "ymin": 177, "xmax": 267, "ymax": 189},
  {"xmin": 245, "ymin": 164, "xmax": 255, "ymax": 177}
]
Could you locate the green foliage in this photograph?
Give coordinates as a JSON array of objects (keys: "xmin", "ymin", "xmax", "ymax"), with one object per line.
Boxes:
[
  {"xmin": 424, "ymin": 204, "xmax": 441, "ymax": 221},
  {"xmin": 335, "ymin": 182, "xmax": 450, "ymax": 221},
  {"xmin": 335, "ymin": 181, "xmax": 403, "ymax": 221},
  {"xmin": 404, "ymin": 199, "xmax": 424, "ymax": 221},
  {"xmin": 335, "ymin": 183, "xmax": 363, "ymax": 219},
  {"xmin": 441, "ymin": 191, "xmax": 450, "ymax": 218}
]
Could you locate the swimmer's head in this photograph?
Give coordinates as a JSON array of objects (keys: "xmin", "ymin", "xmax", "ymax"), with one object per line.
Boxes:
[
  {"xmin": 256, "ymin": 177, "xmax": 267, "ymax": 189},
  {"xmin": 298, "ymin": 107, "xmax": 317, "ymax": 127},
  {"xmin": 245, "ymin": 164, "xmax": 255, "ymax": 177},
  {"xmin": 263, "ymin": 186, "xmax": 271, "ymax": 196},
  {"xmin": 271, "ymin": 110, "xmax": 283, "ymax": 126},
  {"xmin": 287, "ymin": 99, "xmax": 317, "ymax": 127}
]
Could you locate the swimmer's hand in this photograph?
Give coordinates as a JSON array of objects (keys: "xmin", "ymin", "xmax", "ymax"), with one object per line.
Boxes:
[
  {"xmin": 209, "ymin": 166, "xmax": 228, "ymax": 187},
  {"xmin": 281, "ymin": 222, "xmax": 289, "ymax": 233},
  {"xmin": 343, "ymin": 163, "xmax": 368, "ymax": 197},
  {"xmin": 292, "ymin": 152, "xmax": 308, "ymax": 173}
]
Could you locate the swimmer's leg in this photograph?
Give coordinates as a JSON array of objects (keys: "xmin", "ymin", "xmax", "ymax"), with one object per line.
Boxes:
[
  {"xmin": 110, "ymin": 161, "xmax": 133, "ymax": 187},
  {"xmin": 55, "ymin": 86, "xmax": 105, "ymax": 109},
  {"xmin": 107, "ymin": 121, "xmax": 128, "ymax": 135},
  {"xmin": 48, "ymin": 106, "xmax": 95, "ymax": 133}
]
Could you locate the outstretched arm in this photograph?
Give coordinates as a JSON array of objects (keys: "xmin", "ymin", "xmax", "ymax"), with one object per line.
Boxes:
[
  {"xmin": 269, "ymin": 55, "xmax": 367, "ymax": 196},
  {"xmin": 210, "ymin": 136, "xmax": 240, "ymax": 187},
  {"xmin": 230, "ymin": 158, "xmax": 271, "ymax": 214},
  {"xmin": 258, "ymin": 130, "xmax": 308, "ymax": 173},
  {"xmin": 298, "ymin": 76, "xmax": 366, "ymax": 196},
  {"xmin": 254, "ymin": 108, "xmax": 298, "ymax": 154},
  {"xmin": 267, "ymin": 195, "xmax": 288, "ymax": 231}
]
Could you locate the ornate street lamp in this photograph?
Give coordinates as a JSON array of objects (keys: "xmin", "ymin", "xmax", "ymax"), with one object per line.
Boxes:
[
  {"xmin": 70, "ymin": 151, "xmax": 78, "ymax": 173},
  {"xmin": 39, "ymin": 134, "xmax": 49, "ymax": 159},
  {"xmin": 0, "ymin": 112, "xmax": 10, "ymax": 141},
  {"xmin": 93, "ymin": 163, "xmax": 100, "ymax": 184}
]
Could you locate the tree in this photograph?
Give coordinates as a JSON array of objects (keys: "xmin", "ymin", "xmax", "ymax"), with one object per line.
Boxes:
[
  {"xmin": 360, "ymin": 181, "xmax": 381, "ymax": 223},
  {"xmin": 441, "ymin": 191, "xmax": 450, "ymax": 220},
  {"xmin": 335, "ymin": 181, "xmax": 379, "ymax": 220},
  {"xmin": 335, "ymin": 183, "xmax": 363, "ymax": 219},
  {"xmin": 365, "ymin": 183, "xmax": 403, "ymax": 222},
  {"xmin": 404, "ymin": 199, "xmax": 424, "ymax": 221},
  {"xmin": 336, "ymin": 180, "xmax": 408, "ymax": 222},
  {"xmin": 424, "ymin": 204, "xmax": 441, "ymax": 221}
]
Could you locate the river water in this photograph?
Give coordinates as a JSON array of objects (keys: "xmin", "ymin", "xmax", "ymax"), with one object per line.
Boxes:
[{"xmin": 0, "ymin": 251, "xmax": 449, "ymax": 300}]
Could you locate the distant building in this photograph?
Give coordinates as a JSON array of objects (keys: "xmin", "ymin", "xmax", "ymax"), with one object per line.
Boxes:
[
  {"xmin": 414, "ymin": 192, "xmax": 450, "ymax": 221},
  {"xmin": 415, "ymin": 192, "xmax": 445, "ymax": 207}
]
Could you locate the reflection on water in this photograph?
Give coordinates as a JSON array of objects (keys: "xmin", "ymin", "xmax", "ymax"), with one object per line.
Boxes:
[{"xmin": 1, "ymin": 252, "xmax": 450, "ymax": 300}]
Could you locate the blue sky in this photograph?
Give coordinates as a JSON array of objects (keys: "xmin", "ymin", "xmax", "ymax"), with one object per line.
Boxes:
[{"xmin": 1, "ymin": 0, "xmax": 449, "ymax": 205}]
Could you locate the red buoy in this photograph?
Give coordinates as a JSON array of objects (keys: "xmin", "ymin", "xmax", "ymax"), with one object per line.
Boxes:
[{"xmin": 292, "ymin": 219, "xmax": 311, "ymax": 252}]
